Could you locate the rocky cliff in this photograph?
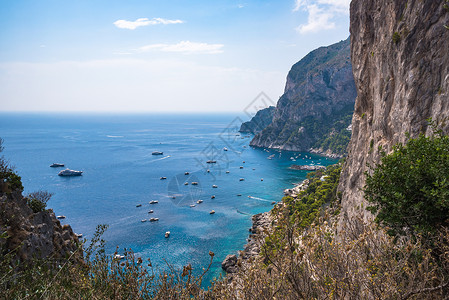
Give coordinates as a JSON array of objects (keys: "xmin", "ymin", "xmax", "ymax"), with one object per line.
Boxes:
[
  {"xmin": 338, "ymin": 0, "xmax": 449, "ymax": 222},
  {"xmin": 250, "ymin": 38, "xmax": 356, "ymax": 155},
  {"xmin": 239, "ymin": 106, "xmax": 275, "ymax": 134},
  {"xmin": 0, "ymin": 188, "xmax": 81, "ymax": 265}
]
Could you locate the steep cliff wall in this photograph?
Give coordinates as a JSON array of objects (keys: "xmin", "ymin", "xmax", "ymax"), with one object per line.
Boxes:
[
  {"xmin": 250, "ymin": 38, "xmax": 356, "ymax": 154},
  {"xmin": 0, "ymin": 188, "xmax": 81, "ymax": 264},
  {"xmin": 339, "ymin": 0, "xmax": 449, "ymax": 222},
  {"xmin": 239, "ymin": 106, "xmax": 275, "ymax": 134}
]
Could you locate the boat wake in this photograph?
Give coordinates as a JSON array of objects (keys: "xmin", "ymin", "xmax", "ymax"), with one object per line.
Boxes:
[
  {"xmin": 236, "ymin": 209, "xmax": 252, "ymax": 216},
  {"xmin": 149, "ymin": 155, "xmax": 171, "ymax": 163},
  {"xmin": 248, "ymin": 196, "xmax": 273, "ymax": 203}
]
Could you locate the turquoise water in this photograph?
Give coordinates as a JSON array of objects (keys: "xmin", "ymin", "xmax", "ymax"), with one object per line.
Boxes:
[{"xmin": 0, "ymin": 113, "xmax": 337, "ymax": 284}]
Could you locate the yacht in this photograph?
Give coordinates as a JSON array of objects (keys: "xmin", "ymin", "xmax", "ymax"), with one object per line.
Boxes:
[
  {"xmin": 152, "ymin": 151, "xmax": 163, "ymax": 155},
  {"xmin": 58, "ymin": 169, "xmax": 83, "ymax": 176},
  {"xmin": 165, "ymin": 231, "xmax": 170, "ymax": 238},
  {"xmin": 50, "ymin": 163, "xmax": 65, "ymax": 167},
  {"xmin": 149, "ymin": 200, "xmax": 158, "ymax": 204}
]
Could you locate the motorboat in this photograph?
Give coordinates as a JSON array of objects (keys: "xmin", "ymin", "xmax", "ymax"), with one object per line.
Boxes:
[
  {"xmin": 210, "ymin": 210, "xmax": 215, "ymax": 214},
  {"xmin": 50, "ymin": 163, "xmax": 64, "ymax": 167},
  {"xmin": 223, "ymin": 147, "xmax": 228, "ymax": 151},
  {"xmin": 136, "ymin": 204, "xmax": 142, "ymax": 207},
  {"xmin": 114, "ymin": 254, "xmax": 125, "ymax": 260},
  {"xmin": 75, "ymin": 233, "xmax": 83, "ymax": 238},
  {"xmin": 165, "ymin": 231, "xmax": 170, "ymax": 238},
  {"xmin": 184, "ymin": 182, "xmax": 189, "ymax": 185},
  {"xmin": 206, "ymin": 160, "xmax": 217, "ymax": 164},
  {"xmin": 239, "ymin": 178, "xmax": 245, "ymax": 181},
  {"xmin": 197, "ymin": 200, "xmax": 203, "ymax": 204},
  {"xmin": 149, "ymin": 218, "xmax": 159, "ymax": 222},
  {"xmin": 148, "ymin": 210, "xmax": 154, "ymax": 214},
  {"xmin": 226, "ymin": 171, "xmax": 230, "ymax": 174},
  {"xmin": 58, "ymin": 169, "xmax": 83, "ymax": 176},
  {"xmin": 191, "ymin": 182, "xmax": 199, "ymax": 185},
  {"xmin": 211, "ymin": 195, "xmax": 215, "ymax": 199},
  {"xmin": 212, "ymin": 185, "xmax": 218, "ymax": 188},
  {"xmin": 160, "ymin": 177, "xmax": 167, "ymax": 180},
  {"xmin": 152, "ymin": 151, "xmax": 163, "ymax": 155},
  {"xmin": 190, "ymin": 204, "xmax": 196, "ymax": 208},
  {"xmin": 141, "ymin": 219, "xmax": 147, "ymax": 223},
  {"xmin": 56, "ymin": 215, "xmax": 66, "ymax": 219},
  {"xmin": 185, "ymin": 172, "xmax": 190, "ymax": 175},
  {"xmin": 149, "ymin": 200, "xmax": 158, "ymax": 204}
]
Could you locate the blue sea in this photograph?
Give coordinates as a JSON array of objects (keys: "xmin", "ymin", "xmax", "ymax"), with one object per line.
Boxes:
[{"xmin": 0, "ymin": 113, "xmax": 337, "ymax": 285}]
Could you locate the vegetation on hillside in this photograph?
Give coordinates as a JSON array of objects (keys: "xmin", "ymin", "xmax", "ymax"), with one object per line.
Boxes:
[
  {"xmin": 365, "ymin": 125, "xmax": 449, "ymax": 237},
  {"xmin": 2, "ymin": 128, "xmax": 449, "ymax": 298}
]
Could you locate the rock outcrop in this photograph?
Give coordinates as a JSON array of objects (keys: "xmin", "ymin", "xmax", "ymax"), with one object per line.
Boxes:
[
  {"xmin": 250, "ymin": 38, "xmax": 356, "ymax": 155},
  {"xmin": 338, "ymin": 0, "xmax": 449, "ymax": 223},
  {"xmin": 0, "ymin": 189, "xmax": 81, "ymax": 265},
  {"xmin": 239, "ymin": 106, "xmax": 275, "ymax": 134}
]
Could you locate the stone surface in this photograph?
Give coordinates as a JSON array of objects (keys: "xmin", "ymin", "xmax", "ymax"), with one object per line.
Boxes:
[
  {"xmin": 250, "ymin": 38, "xmax": 356, "ymax": 153},
  {"xmin": 338, "ymin": 0, "xmax": 449, "ymax": 224},
  {"xmin": 0, "ymin": 190, "xmax": 81, "ymax": 264},
  {"xmin": 239, "ymin": 106, "xmax": 275, "ymax": 134}
]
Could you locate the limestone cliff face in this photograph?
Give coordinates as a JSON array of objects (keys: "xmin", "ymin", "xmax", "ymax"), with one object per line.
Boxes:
[
  {"xmin": 250, "ymin": 38, "xmax": 356, "ymax": 153},
  {"xmin": 239, "ymin": 106, "xmax": 275, "ymax": 134},
  {"xmin": 0, "ymin": 189, "xmax": 81, "ymax": 264},
  {"xmin": 339, "ymin": 0, "xmax": 449, "ymax": 222}
]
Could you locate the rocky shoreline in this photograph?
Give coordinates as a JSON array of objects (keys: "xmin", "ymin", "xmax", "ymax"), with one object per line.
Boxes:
[
  {"xmin": 221, "ymin": 212, "xmax": 271, "ymax": 276},
  {"xmin": 309, "ymin": 148, "xmax": 344, "ymax": 159},
  {"xmin": 289, "ymin": 164, "xmax": 326, "ymax": 171}
]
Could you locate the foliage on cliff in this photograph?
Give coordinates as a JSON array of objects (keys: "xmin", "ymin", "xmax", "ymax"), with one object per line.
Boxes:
[
  {"xmin": 250, "ymin": 37, "xmax": 356, "ymax": 156},
  {"xmin": 365, "ymin": 125, "xmax": 449, "ymax": 237}
]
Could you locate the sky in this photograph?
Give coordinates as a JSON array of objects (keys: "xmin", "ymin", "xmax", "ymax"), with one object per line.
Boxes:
[{"xmin": 0, "ymin": 0, "xmax": 350, "ymax": 113}]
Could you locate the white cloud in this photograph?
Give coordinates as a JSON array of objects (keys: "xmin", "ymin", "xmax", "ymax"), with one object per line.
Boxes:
[
  {"xmin": 296, "ymin": 4, "xmax": 335, "ymax": 34},
  {"xmin": 293, "ymin": 0, "xmax": 350, "ymax": 34},
  {"xmin": 113, "ymin": 17, "xmax": 184, "ymax": 30},
  {"xmin": 138, "ymin": 41, "xmax": 224, "ymax": 54}
]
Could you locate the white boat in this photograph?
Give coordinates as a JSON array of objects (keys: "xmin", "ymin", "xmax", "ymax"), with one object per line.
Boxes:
[
  {"xmin": 210, "ymin": 210, "xmax": 215, "ymax": 214},
  {"xmin": 223, "ymin": 147, "xmax": 228, "ymax": 151},
  {"xmin": 197, "ymin": 200, "xmax": 203, "ymax": 204},
  {"xmin": 191, "ymin": 182, "xmax": 199, "ymax": 185},
  {"xmin": 190, "ymin": 204, "xmax": 196, "ymax": 208},
  {"xmin": 149, "ymin": 200, "xmax": 158, "ymax": 204},
  {"xmin": 184, "ymin": 182, "xmax": 189, "ymax": 185},
  {"xmin": 50, "ymin": 163, "xmax": 65, "ymax": 167},
  {"xmin": 141, "ymin": 219, "xmax": 147, "ymax": 223},
  {"xmin": 160, "ymin": 177, "xmax": 167, "ymax": 180},
  {"xmin": 226, "ymin": 171, "xmax": 230, "ymax": 174},
  {"xmin": 75, "ymin": 233, "xmax": 83, "ymax": 238},
  {"xmin": 211, "ymin": 195, "xmax": 215, "ymax": 199},
  {"xmin": 114, "ymin": 254, "xmax": 125, "ymax": 260},
  {"xmin": 58, "ymin": 169, "xmax": 83, "ymax": 176},
  {"xmin": 185, "ymin": 172, "xmax": 190, "ymax": 175},
  {"xmin": 56, "ymin": 215, "xmax": 66, "ymax": 219},
  {"xmin": 165, "ymin": 231, "xmax": 170, "ymax": 238},
  {"xmin": 149, "ymin": 217, "xmax": 159, "ymax": 222},
  {"xmin": 212, "ymin": 185, "xmax": 218, "ymax": 188},
  {"xmin": 239, "ymin": 178, "xmax": 245, "ymax": 181},
  {"xmin": 148, "ymin": 210, "xmax": 154, "ymax": 214},
  {"xmin": 152, "ymin": 151, "xmax": 163, "ymax": 155}
]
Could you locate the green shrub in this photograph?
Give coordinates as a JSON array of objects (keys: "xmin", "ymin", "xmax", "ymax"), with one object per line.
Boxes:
[
  {"xmin": 392, "ymin": 32, "xmax": 401, "ymax": 44},
  {"xmin": 364, "ymin": 126, "xmax": 449, "ymax": 237},
  {"xmin": 26, "ymin": 191, "xmax": 53, "ymax": 213}
]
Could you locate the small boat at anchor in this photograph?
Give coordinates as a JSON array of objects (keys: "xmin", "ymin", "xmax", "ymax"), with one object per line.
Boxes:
[
  {"xmin": 152, "ymin": 151, "xmax": 163, "ymax": 155},
  {"xmin": 50, "ymin": 163, "xmax": 65, "ymax": 168},
  {"xmin": 149, "ymin": 218, "xmax": 159, "ymax": 222},
  {"xmin": 149, "ymin": 200, "xmax": 158, "ymax": 204},
  {"xmin": 58, "ymin": 169, "xmax": 83, "ymax": 176},
  {"xmin": 165, "ymin": 231, "xmax": 170, "ymax": 238},
  {"xmin": 210, "ymin": 210, "xmax": 215, "ymax": 214},
  {"xmin": 197, "ymin": 200, "xmax": 203, "ymax": 204}
]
